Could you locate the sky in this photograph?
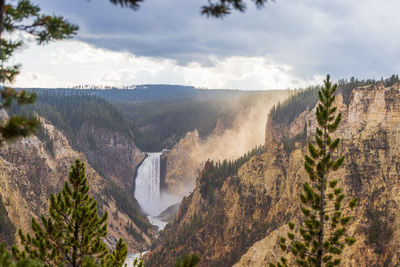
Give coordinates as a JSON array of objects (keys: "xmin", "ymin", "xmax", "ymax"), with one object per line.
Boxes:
[{"xmin": 10, "ymin": 0, "xmax": 400, "ymax": 90}]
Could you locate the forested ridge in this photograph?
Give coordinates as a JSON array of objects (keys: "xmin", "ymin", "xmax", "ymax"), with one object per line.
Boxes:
[
  {"xmin": 12, "ymin": 93, "xmax": 135, "ymax": 145},
  {"xmin": 15, "ymin": 85, "xmax": 283, "ymax": 151}
]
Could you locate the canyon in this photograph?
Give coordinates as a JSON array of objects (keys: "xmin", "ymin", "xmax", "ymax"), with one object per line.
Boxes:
[{"xmin": 2, "ymin": 82, "xmax": 400, "ymax": 266}]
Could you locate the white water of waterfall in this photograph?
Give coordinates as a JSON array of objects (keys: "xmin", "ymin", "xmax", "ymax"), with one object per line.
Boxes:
[{"xmin": 134, "ymin": 152, "xmax": 180, "ymax": 230}]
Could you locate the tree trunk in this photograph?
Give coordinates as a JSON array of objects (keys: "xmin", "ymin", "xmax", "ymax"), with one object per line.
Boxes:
[
  {"xmin": 317, "ymin": 127, "xmax": 327, "ymax": 267},
  {"xmin": 0, "ymin": 0, "xmax": 5, "ymax": 62}
]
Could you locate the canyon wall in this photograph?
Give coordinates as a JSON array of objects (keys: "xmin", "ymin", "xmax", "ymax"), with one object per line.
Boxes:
[
  {"xmin": 147, "ymin": 83, "xmax": 400, "ymax": 266},
  {"xmin": 0, "ymin": 118, "xmax": 153, "ymax": 251},
  {"xmin": 75, "ymin": 123, "xmax": 145, "ymax": 189}
]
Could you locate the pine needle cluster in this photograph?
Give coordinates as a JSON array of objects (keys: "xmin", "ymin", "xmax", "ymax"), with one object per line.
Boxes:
[{"xmin": 0, "ymin": 0, "xmax": 78, "ymax": 144}]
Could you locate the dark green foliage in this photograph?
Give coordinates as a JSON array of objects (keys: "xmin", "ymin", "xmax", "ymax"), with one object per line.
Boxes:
[
  {"xmin": 365, "ymin": 205, "xmax": 393, "ymax": 254},
  {"xmin": 0, "ymin": 0, "xmax": 77, "ymax": 145},
  {"xmin": 133, "ymin": 256, "xmax": 144, "ymax": 267},
  {"xmin": 201, "ymin": 0, "xmax": 268, "ymax": 18},
  {"xmin": 0, "ymin": 195, "xmax": 15, "ymax": 245},
  {"xmin": 199, "ymin": 145, "xmax": 267, "ymax": 204},
  {"xmin": 383, "ymin": 74, "xmax": 400, "ymax": 87},
  {"xmin": 104, "ymin": 181, "xmax": 153, "ymax": 232},
  {"xmin": 273, "ymin": 75, "xmax": 357, "ymax": 267},
  {"xmin": 11, "ymin": 92, "xmax": 142, "ymax": 153},
  {"xmin": 12, "ymin": 159, "xmax": 112, "ymax": 266},
  {"xmin": 2, "ymin": 0, "xmax": 77, "ymax": 45},
  {"xmin": 15, "ymin": 93, "xmax": 135, "ymax": 143},
  {"xmin": 109, "ymin": 0, "xmax": 143, "ymax": 10},
  {"xmin": 175, "ymin": 254, "xmax": 200, "ymax": 267},
  {"xmin": 280, "ymin": 125, "xmax": 307, "ymax": 154},
  {"xmin": 1, "ymin": 0, "xmax": 77, "ymax": 83},
  {"xmin": 125, "ymin": 222, "xmax": 145, "ymax": 242},
  {"xmin": 270, "ymin": 86, "xmax": 320, "ymax": 126},
  {"xmin": 0, "ymin": 243, "xmax": 42, "ymax": 267},
  {"xmin": 159, "ymin": 213, "xmax": 203, "ymax": 251},
  {"xmin": 0, "ymin": 87, "xmax": 39, "ymax": 145},
  {"xmin": 104, "ymin": 238, "xmax": 127, "ymax": 267},
  {"xmin": 108, "ymin": 0, "xmax": 269, "ymax": 17},
  {"xmin": 337, "ymin": 77, "xmax": 376, "ymax": 106}
]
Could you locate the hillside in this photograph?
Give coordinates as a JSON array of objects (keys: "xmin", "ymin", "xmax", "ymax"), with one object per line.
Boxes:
[
  {"xmin": 146, "ymin": 81, "xmax": 400, "ymax": 266},
  {"xmin": 9, "ymin": 95, "xmax": 153, "ymax": 249},
  {"xmin": 0, "ymin": 117, "xmax": 154, "ymax": 251}
]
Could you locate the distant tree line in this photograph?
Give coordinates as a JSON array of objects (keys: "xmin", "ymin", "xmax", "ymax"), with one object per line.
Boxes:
[
  {"xmin": 120, "ymin": 98, "xmax": 238, "ymax": 151},
  {"xmin": 271, "ymin": 74, "xmax": 400, "ymax": 127},
  {"xmin": 270, "ymin": 86, "xmax": 320, "ymax": 126}
]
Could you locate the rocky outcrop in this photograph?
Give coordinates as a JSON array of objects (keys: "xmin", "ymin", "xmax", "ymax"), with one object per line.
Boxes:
[
  {"xmin": 147, "ymin": 83, "xmax": 400, "ymax": 266},
  {"xmin": 0, "ymin": 118, "xmax": 153, "ymax": 251}
]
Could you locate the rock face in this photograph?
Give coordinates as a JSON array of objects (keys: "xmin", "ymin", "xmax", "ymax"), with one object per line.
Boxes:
[
  {"xmin": 162, "ymin": 131, "xmax": 201, "ymax": 196},
  {"xmin": 75, "ymin": 123, "xmax": 145, "ymax": 189},
  {"xmin": 0, "ymin": 118, "xmax": 153, "ymax": 251},
  {"xmin": 147, "ymin": 83, "xmax": 400, "ymax": 266}
]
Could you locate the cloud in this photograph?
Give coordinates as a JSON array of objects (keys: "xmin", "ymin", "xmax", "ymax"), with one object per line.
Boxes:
[
  {"xmin": 13, "ymin": 39, "xmax": 321, "ymax": 89},
  {"xmin": 15, "ymin": 0, "xmax": 400, "ymax": 87}
]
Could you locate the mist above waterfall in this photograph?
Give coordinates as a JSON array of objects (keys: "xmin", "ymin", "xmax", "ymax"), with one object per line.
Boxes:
[
  {"xmin": 191, "ymin": 92, "xmax": 291, "ymax": 160},
  {"xmin": 163, "ymin": 91, "xmax": 291, "ymax": 196}
]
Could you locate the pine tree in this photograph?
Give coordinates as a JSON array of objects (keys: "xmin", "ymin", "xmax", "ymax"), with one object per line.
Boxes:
[
  {"xmin": 12, "ymin": 159, "xmax": 111, "ymax": 267},
  {"xmin": 0, "ymin": 0, "xmax": 78, "ymax": 144},
  {"xmin": 104, "ymin": 238, "xmax": 127, "ymax": 267},
  {"xmin": 0, "ymin": 243, "xmax": 42, "ymax": 267},
  {"xmin": 133, "ymin": 256, "xmax": 144, "ymax": 267},
  {"xmin": 271, "ymin": 75, "xmax": 357, "ymax": 267}
]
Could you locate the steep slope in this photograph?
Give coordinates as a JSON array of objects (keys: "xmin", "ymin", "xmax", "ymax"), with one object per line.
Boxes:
[
  {"xmin": 162, "ymin": 90, "xmax": 291, "ymax": 196},
  {"xmin": 146, "ymin": 83, "xmax": 400, "ymax": 266},
  {"xmin": 235, "ymin": 83, "xmax": 400, "ymax": 266},
  {"xmin": 74, "ymin": 123, "xmax": 145, "ymax": 190},
  {"xmin": 0, "ymin": 117, "xmax": 154, "ymax": 251}
]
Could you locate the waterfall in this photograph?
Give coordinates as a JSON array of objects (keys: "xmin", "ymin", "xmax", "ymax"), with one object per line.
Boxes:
[
  {"xmin": 134, "ymin": 152, "xmax": 162, "ymax": 216},
  {"xmin": 134, "ymin": 152, "xmax": 181, "ymax": 230}
]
